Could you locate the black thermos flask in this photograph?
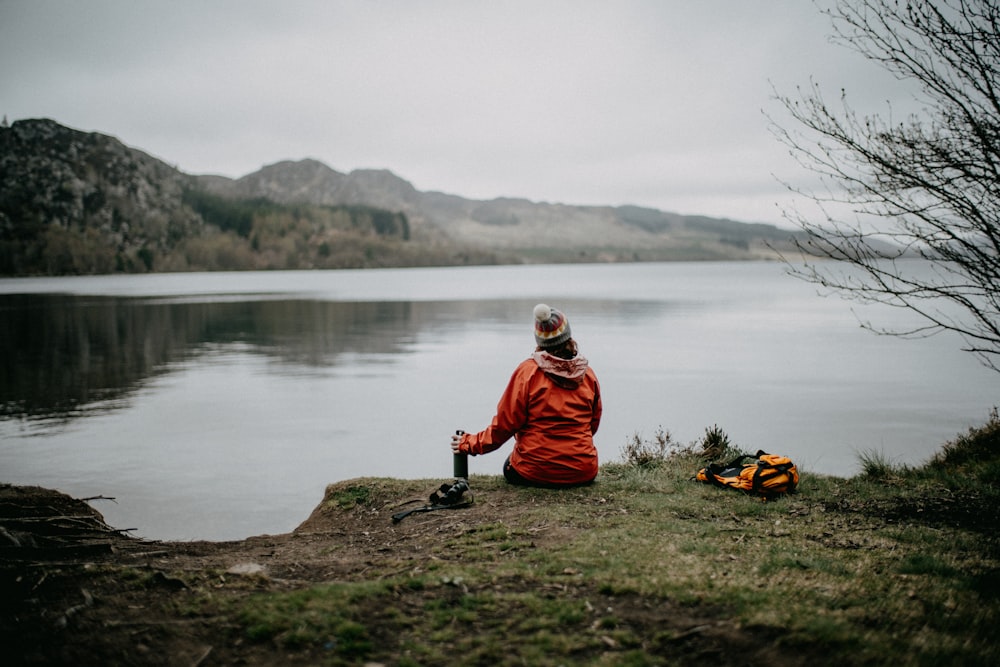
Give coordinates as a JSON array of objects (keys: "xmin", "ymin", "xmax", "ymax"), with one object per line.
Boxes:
[{"xmin": 453, "ymin": 430, "xmax": 469, "ymax": 478}]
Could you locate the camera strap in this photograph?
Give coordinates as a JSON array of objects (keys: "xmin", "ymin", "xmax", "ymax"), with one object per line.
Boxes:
[{"xmin": 391, "ymin": 479, "xmax": 474, "ymax": 523}]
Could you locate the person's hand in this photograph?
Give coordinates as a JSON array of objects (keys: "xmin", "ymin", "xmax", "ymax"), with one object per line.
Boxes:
[{"xmin": 451, "ymin": 432, "xmax": 464, "ymax": 454}]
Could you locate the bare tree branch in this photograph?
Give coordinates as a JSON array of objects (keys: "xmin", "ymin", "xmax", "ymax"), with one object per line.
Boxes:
[{"xmin": 770, "ymin": 0, "xmax": 1000, "ymax": 371}]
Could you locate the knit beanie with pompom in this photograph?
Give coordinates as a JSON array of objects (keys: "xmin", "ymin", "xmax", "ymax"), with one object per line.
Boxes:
[{"xmin": 533, "ymin": 303, "xmax": 571, "ymax": 349}]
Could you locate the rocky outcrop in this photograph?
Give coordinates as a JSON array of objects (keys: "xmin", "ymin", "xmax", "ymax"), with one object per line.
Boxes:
[{"xmin": 0, "ymin": 119, "xmax": 204, "ymax": 273}]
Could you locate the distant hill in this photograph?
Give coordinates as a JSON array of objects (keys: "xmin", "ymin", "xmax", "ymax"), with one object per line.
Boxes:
[
  {"xmin": 197, "ymin": 158, "xmax": 803, "ymax": 264},
  {"xmin": 0, "ymin": 118, "xmax": 804, "ymax": 276}
]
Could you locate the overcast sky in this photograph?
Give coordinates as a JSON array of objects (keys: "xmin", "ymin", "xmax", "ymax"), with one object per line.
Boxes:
[{"xmin": 1, "ymin": 0, "xmax": 917, "ymax": 225}]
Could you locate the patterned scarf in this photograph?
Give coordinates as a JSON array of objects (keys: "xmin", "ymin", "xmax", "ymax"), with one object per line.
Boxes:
[{"xmin": 532, "ymin": 350, "xmax": 590, "ymax": 388}]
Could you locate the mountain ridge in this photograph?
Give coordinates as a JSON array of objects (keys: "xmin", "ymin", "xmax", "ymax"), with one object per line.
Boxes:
[
  {"xmin": 196, "ymin": 156, "xmax": 800, "ymax": 262},
  {"xmin": 1, "ymin": 118, "xmax": 802, "ymax": 275}
]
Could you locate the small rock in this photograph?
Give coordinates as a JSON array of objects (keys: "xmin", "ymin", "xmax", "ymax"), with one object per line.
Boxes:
[{"xmin": 226, "ymin": 562, "xmax": 267, "ymax": 576}]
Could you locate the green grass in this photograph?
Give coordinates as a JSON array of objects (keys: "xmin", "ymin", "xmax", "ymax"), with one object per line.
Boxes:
[
  {"xmin": 324, "ymin": 482, "xmax": 381, "ymax": 509},
  {"xmin": 213, "ymin": 413, "xmax": 1000, "ymax": 665}
]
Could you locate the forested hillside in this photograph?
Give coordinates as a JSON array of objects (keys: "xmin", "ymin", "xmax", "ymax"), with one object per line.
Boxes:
[
  {"xmin": 1, "ymin": 118, "xmax": 803, "ymax": 276},
  {"xmin": 0, "ymin": 119, "xmax": 503, "ymax": 274}
]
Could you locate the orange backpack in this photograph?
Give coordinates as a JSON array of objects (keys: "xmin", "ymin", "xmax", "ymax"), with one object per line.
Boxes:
[{"xmin": 696, "ymin": 450, "xmax": 798, "ymax": 498}]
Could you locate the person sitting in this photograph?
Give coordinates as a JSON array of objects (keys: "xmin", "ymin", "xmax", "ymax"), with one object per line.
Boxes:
[{"xmin": 451, "ymin": 303, "xmax": 602, "ymax": 488}]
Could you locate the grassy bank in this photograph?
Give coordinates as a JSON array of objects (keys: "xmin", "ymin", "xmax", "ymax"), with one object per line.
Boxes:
[
  {"xmin": 227, "ymin": 416, "xmax": 999, "ymax": 665},
  {"xmin": 4, "ymin": 412, "xmax": 999, "ymax": 665}
]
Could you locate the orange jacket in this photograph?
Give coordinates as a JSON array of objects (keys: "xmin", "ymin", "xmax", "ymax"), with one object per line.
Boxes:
[{"xmin": 458, "ymin": 356, "xmax": 602, "ymax": 485}]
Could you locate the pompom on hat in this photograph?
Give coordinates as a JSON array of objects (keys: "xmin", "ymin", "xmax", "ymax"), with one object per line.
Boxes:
[{"xmin": 533, "ymin": 303, "xmax": 572, "ymax": 348}]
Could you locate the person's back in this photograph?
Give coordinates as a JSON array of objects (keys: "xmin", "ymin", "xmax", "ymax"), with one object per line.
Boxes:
[{"xmin": 451, "ymin": 304, "xmax": 602, "ymax": 487}]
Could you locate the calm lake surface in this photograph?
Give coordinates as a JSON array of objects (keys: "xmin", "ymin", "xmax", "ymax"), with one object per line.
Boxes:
[{"xmin": 1, "ymin": 262, "xmax": 996, "ymax": 540}]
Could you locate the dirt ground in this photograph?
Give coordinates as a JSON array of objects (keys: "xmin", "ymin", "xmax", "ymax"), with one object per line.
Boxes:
[{"xmin": 1, "ymin": 481, "xmax": 808, "ymax": 666}]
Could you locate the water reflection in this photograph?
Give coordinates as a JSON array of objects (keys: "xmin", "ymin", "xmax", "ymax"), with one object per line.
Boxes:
[
  {"xmin": 1, "ymin": 294, "xmax": 657, "ymax": 423},
  {"xmin": 1, "ymin": 296, "xmax": 419, "ymax": 420}
]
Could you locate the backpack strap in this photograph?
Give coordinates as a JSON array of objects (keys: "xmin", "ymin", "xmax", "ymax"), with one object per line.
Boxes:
[
  {"xmin": 701, "ymin": 463, "xmax": 730, "ymax": 488},
  {"xmin": 749, "ymin": 453, "xmax": 797, "ymax": 495},
  {"xmin": 726, "ymin": 453, "xmax": 755, "ymax": 468},
  {"xmin": 702, "ymin": 459, "xmax": 752, "ymax": 490},
  {"xmin": 751, "ymin": 462, "xmax": 787, "ymax": 487}
]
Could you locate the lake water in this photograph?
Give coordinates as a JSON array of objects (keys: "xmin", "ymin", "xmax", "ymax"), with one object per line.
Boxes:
[{"xmin": 1, "ymin": 262, "xmax": 996, "ymax": 541}]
